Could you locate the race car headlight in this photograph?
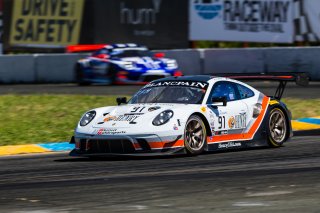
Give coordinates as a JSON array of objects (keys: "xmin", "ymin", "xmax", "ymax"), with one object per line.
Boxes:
[
  {"xmin": 152, "ymin": 110, "xmax": 174, "ymax": 126},
  {"xmin": 80, "ymin": 111, "xmax": 96, "ymax": 126}
]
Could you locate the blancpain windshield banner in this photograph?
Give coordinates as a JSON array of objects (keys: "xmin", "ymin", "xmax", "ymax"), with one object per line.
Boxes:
[{"xmin": 190, "ymin": 0, "xmax": 294, "ymax": 43}]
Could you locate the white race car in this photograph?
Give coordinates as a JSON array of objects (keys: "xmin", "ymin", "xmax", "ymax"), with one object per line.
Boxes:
[{"xmin": 69, "ymin": 74, "xmax": 307, "ymax": 157}]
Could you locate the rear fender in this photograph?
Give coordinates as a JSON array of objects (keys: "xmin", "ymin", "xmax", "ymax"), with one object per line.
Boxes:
[{"xmin": 267, "ymin": 100, "xmax": 293, "ymax": 138}]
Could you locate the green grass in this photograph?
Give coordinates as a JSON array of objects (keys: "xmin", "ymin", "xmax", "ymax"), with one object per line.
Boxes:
[
  {"xmin": 0, "ymin": 95, "xmax": 121, "ymax": 146},
  {"xmin": 282, "ymin": 98, "xmax": 320, "ymax": 120},
  {"xmin": 0, "ymin": 95, "xmax": 319, "ymax": 146}
]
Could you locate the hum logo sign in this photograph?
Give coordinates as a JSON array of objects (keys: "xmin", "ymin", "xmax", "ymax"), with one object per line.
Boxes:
[{"xmin": 120, "ymin": 0, "xmax": 162, "ymax": 25}]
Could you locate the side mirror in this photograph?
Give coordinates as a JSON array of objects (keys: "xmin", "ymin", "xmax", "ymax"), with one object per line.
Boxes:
[
  {"xmin": 211, "ymin": 96, "xmax": 227, "ymax": 106},
  {"xmin": 154, "ymin": 52, "xmax": 165, "ymax": 58},
  {"xmin": 94, "ymin": 54, "xmax": 109, "ymax": 59},
  {"xmin": 116, "ymin": 97, "xmax": 127, "ymax": 105}
]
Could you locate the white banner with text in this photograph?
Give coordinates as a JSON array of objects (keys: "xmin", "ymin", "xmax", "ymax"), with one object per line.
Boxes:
[{"xmin": 190, "ymin": 0, "xmax": 294, "ymax": 43}]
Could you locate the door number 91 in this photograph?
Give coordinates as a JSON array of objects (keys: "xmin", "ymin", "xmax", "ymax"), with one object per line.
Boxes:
[{"xmin": 218, "ymin": 116, "xmax": 225, "ymax": 129}]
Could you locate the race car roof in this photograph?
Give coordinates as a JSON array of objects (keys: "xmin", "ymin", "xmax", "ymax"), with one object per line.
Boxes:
[{"xmin": 104, "ymin": 43, "xmax": 145, "ymax": 50}]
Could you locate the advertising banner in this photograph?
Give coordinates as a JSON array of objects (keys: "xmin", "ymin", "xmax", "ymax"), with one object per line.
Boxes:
[
  {"xmin": 83, "ymin": 0, "xmax": 189, "ymax": 49},
  {"xmin": 293, "ymin": 0, "xmax": 320, "ymax": 42},
  {"xmin": 190, "ymin": 0, "xmax": 294, "ymax": 43},
  {"xmin": 9, "ymin": 0, "xmax": 84, "ymax": 47}
]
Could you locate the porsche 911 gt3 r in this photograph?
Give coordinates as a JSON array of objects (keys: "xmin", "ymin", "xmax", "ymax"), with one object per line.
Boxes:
[
  {"xmin": 69, "ymin": 73, "xmax": 308, "ymax": 157},
  {"xmin": 73, "ymin": 43, "xmax": 181, "ymax": 85}
]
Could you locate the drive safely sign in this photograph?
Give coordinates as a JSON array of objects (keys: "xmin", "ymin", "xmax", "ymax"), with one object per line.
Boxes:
[{"xmin": 9, "ymin": 0, "xmax": 84, "ymax": 46}]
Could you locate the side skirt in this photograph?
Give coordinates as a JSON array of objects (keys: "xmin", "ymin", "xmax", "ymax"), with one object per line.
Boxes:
[{"xmin": 206, "ymin": 138, "xmax": 269, "ymax": 152}]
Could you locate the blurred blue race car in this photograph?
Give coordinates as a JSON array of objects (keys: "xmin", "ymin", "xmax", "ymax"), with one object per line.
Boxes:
[{"xmin": 72, "ymin": 43, "xmax": 182, "ymax": 85}]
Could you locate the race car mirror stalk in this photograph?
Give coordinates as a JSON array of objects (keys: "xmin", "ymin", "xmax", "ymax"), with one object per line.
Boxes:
[
  {"xmin": 116, "ymin": 97, "xmax": 127, "ymax": 105},
  {"xmin": 94, "ymin": 54, "xmax": 109, "ymax": 59},
  {"xmin": 153, "ymin": 52, "xmax": 165, "ymax": 58},
  {"xmin": 211, "ymin": 96, "xmax": 227, "ymax": 106}
]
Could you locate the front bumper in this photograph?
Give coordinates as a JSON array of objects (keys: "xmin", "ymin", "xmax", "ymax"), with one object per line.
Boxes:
[{"xmin": 69, "ymin": 134, "xmax": 185, "ymax": 157}]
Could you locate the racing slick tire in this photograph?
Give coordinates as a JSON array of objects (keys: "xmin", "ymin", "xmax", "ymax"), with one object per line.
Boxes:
[
  {"xmin": 267, "ymin": 107, "xmax": 289, "ymax": 147},
  {"xmin": 184, "ymin": 115, "xmax": 207, "ymax": 156},
  {"xmin": 107, "ymin": 64, "xmax": 118, "ymax": 85},
  {"xmin": 75, "ymin": 63, "xmax": 90, "ymax": 86}
]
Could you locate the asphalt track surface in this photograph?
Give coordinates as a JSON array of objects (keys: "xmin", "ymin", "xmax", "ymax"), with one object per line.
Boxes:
[
  {"xmin": 0, "ymin": 81, "xmax": 320, "ymax": 98},
  {"xmin": 0, "ymin": 136, "xmax": 319, "ymax": 213}
]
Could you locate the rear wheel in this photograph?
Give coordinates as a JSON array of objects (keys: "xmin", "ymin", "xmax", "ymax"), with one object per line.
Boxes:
[
  {"xmin": 267, "ymin": 108, "xmax": 288, "ymax": 147},
  {"xmin": 184, "ymin": 115, "xmax": 207, "ymax": 155}
]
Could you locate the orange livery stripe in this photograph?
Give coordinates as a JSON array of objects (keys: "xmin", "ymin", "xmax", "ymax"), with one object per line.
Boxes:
[
  {"xmin": 148, "ymin": 139, "xmax": 184, "ymax": 150},
  {"xmin": 208, "ymin": 96, "xmax": 270, "ymax": 143}
]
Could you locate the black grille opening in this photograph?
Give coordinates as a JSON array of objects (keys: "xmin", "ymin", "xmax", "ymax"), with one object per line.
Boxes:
[
  {"xmin": 121, "ymin": 140, "xmax": 136, "ymax": 153},
  {"xmin": 136, "ymin": 139, "xmax": 151, "ymax": 151},
  {"xmin": 79, "ymin": 139, "xmax": 87, "ymax": 152},
  {"xmin": 87, "ymin": 139, "xmax": 135, "ymax": 154},
  {"xmin": 109, "ymin": 140, "xmax": 123, "ymax": 153}
]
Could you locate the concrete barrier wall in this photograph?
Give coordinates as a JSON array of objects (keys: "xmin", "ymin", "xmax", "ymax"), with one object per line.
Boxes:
[
  {"xmin": 0, "ymin": 47, "xmax": 319, "ymax": 83},
  {"xmin": 35, "ymin": 54, "xmax": 87, "ymax": 83},
  {"xmin": 153, "ymin": 49, "xmax": 202, "ymax": 75},
  {"xmin": 0, "ymin": 55, "xmax": 35, "ymax": 83},
  {"xmin": 203, "ymin": 48, "xmax": 264, "ymax": 74},
  {"xmin": 263, "ymin": 47, "xmax": 320, "ymax": 81}
]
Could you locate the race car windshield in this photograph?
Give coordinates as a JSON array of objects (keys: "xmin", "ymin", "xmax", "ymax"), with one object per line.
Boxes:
[
  {"xmin": 128, "ymin": 86, "xmax": 207, "ymax": 104},
  {"xmin": 112, "ymin": 50, "xmax": 152, "ymax": 58},
  {"xmin": 92, "ymin": 48, "xmax": 109, "ymax": 56}
]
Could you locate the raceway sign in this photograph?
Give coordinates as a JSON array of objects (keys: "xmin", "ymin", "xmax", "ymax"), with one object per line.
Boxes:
[{"xmin": 190, "ymin": 0, "xmax": 294, "ymax": 43}]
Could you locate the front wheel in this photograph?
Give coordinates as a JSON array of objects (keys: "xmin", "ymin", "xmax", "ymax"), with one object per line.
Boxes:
[
  {"xmin": 267, "ymin": 108, "xmax": 288, "ymax": 147},
  {"xmin": 184, "ymin": 115, "xmax": 207, "ymax": 156},
  {"xmin": 107, "ymin": 64, "xmax": 118, "ymax": 85},
  {"xmin": 75, "ymin": 63, "xmax": 90, "ymax": 86}
]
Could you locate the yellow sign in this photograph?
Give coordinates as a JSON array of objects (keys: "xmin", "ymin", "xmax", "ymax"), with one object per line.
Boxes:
[{"xmin": 10, "ymin": 0, "xmax": 84, "ymax": 46}]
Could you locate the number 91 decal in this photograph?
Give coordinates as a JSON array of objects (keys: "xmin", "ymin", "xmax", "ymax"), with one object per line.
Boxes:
[{"xmin": 218, "ymin": 116, "xmax": 226, "ymax": 129}]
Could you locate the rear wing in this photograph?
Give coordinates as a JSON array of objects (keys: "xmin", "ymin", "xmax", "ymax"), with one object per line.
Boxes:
[
  {"xmin": 66, "ymin": 44, "xmax": 107, "ymax": 53},
  {"xmin": 213, "ymin": 72, "xmax": 309, "ymax": 100}
]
